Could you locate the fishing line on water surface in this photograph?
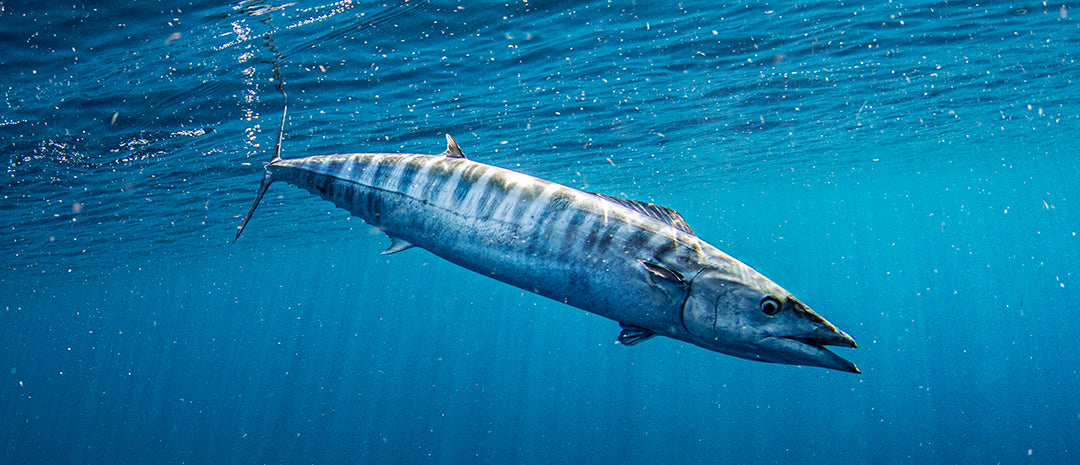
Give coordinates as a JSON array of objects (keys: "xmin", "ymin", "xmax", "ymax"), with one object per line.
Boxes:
[
  {"xmin": 242, "ymin": 0, "xmax": 289, "ymax": 161},
  {"xmin": 237, "ymin": 0, "xmax": 438, "ymax": 160}
]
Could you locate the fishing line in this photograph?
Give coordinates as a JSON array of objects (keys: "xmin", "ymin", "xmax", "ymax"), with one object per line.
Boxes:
[{"xmin": 242, "ymin": 0, "xmax": 290, "ymax": 161}]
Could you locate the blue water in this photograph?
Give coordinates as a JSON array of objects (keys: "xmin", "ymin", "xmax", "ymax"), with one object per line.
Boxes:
[{"xmin": 2, "ymin": 0, "xmax": 1078, "ymax": 463}]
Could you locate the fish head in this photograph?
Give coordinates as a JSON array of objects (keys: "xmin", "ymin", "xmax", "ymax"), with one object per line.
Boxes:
[{"xmin": 681, "ymin": 267, "xmax": 859, "ymax": 373}]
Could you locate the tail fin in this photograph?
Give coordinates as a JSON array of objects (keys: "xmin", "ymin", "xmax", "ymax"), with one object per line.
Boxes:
[
  {"xmin": 234, "ymin": 104, "xmax": 287, "ymax": 242},
  {"xmin": 233, "ymin": 170, "xmax": 273, "ymax": 242}
]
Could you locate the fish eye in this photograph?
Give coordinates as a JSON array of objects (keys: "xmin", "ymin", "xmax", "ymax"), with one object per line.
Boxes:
[{"xmin": 760, "ymin": 296, "xmax": 782, "ymax": 316}]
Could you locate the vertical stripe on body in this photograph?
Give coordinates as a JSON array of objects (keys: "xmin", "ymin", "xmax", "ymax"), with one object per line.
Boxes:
[
  {"xmin": 394, "ymin": 155, "xmax": 424, "ymax": 194},
  {"xmin": 357, "ymin": 153, "xmax": 387, "ymax": 187},
  {"xmin": 426, "ymin": 159, "xmax": 466, "ymax": 205},
  {"xmin": 404, "ymin": 156, "xmax": 441, "ymax": 199},
  {"xmin": 461, "ymin": 168, "xmax": 499, "ymax": 219},
  {"xmin": 280, "ymin": 152, "xmax": 711, "ymax": 281}
]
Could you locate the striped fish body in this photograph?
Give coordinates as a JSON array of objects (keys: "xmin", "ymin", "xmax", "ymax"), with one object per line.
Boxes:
[
  {"xmin": 267, "ymin": 146, "xmax": 731, "ymax": 341},
  {"xmin": 237, "ymin": 135, "xmax": 859, "ymax": 372}
]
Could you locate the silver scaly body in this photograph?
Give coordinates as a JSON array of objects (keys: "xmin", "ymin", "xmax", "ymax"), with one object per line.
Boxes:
[{"xmin": 236, "ymin": 135, "xmax": 859, "ymax": 372}]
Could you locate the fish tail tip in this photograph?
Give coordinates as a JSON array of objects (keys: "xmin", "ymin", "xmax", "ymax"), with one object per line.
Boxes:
[{"xmin": 233, "ymin": 172, "xmax": 274, "ymax": 243}]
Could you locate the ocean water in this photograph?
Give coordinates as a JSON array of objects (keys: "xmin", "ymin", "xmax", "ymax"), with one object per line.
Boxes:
[{"xmin": 2, "ymin": 0, "xmax": 1078, "ymax": 463}]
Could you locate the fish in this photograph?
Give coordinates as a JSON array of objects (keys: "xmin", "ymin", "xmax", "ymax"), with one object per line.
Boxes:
[{"xmin": 235, "ymin": 129, "xmax": 859, "ymax": 373}]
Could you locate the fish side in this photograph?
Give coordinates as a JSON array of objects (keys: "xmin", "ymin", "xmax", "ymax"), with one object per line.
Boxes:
[{"xmin": 235, "ymin": 135, "xmax": 859, "ymax": 372}]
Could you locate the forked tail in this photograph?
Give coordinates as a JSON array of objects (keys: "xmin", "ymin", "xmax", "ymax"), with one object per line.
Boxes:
[{"xmin": 233, "ymin": 104, "xmax": 286, "ymax": 242}]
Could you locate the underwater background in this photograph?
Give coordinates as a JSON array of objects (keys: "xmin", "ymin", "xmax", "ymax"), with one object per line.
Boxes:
[{"xmin": 2, "ymin": 0, "xmax": 1078, "ymax": 463}]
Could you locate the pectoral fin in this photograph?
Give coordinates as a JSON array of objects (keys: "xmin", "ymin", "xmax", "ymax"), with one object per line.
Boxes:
[
  {"xmin": 617, "ymin": 323, "xmax": 657, "ymax": 346},
  {"xmin": 640, "ymin": 260, "xmax": 685, "ymax": 285}
]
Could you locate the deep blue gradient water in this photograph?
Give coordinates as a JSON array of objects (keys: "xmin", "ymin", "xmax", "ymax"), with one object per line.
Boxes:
[{"xmin": 2, "ymin": 1, "xmax": 1078, "ymax": 463}]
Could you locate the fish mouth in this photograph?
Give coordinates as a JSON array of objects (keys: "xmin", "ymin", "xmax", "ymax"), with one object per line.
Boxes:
[
  {"xmin": 783, "ymin": 331, "xmax": 858, "ymax": 350},
  {"xmin": 768, "ymin": 332, "xmax": 860, "ymax": 374}
]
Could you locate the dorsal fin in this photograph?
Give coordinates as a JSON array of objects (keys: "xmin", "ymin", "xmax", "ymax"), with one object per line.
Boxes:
[
  {"xmin": 443, "ymin": 134, "xmax": 465, "ymax": 158},
  {"xmin": 591, "ymin": 192, "xmax": 695, "ymax": 235}
]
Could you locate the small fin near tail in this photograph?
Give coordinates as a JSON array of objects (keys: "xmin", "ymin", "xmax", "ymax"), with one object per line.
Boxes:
[
  {"xmin": 443, "ymin": 134, "xmax": 465, "ymax": 158},
  {"xmin": 234, "ymin": 105, "xmax": 287, "ymax": 242}
]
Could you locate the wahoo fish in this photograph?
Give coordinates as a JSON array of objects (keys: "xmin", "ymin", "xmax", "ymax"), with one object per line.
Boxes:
[{"xmin": 235, "ymin": 132, "xmax": 859, "ymax": 373}]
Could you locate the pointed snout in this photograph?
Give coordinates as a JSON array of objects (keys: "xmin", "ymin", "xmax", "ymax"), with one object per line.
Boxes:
[
  {"xmin": 775, "ymin": 300, "xmax": 860, "ymax": 373},
  {"xmin": 816, "ymin": 327, "xmax": 857, "ymax": 349}
]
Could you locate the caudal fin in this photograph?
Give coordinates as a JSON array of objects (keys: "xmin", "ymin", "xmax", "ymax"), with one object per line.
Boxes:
[
  {"xmin": 233, "ymin": 104, "xmax": 287, "ymax": 242},
  {"xmin": 233, "ymin": 170, "xmax": 274, "ymax": 242}
]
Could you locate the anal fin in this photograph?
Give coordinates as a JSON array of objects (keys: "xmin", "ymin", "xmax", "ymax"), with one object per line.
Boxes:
[
  {"xmin": 381, "ymin": 237, "xmax": 415, "ymax": 255},
  {"xmin": 617, "ymin": 323, "xmax": 657, "ymax": 346}
]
